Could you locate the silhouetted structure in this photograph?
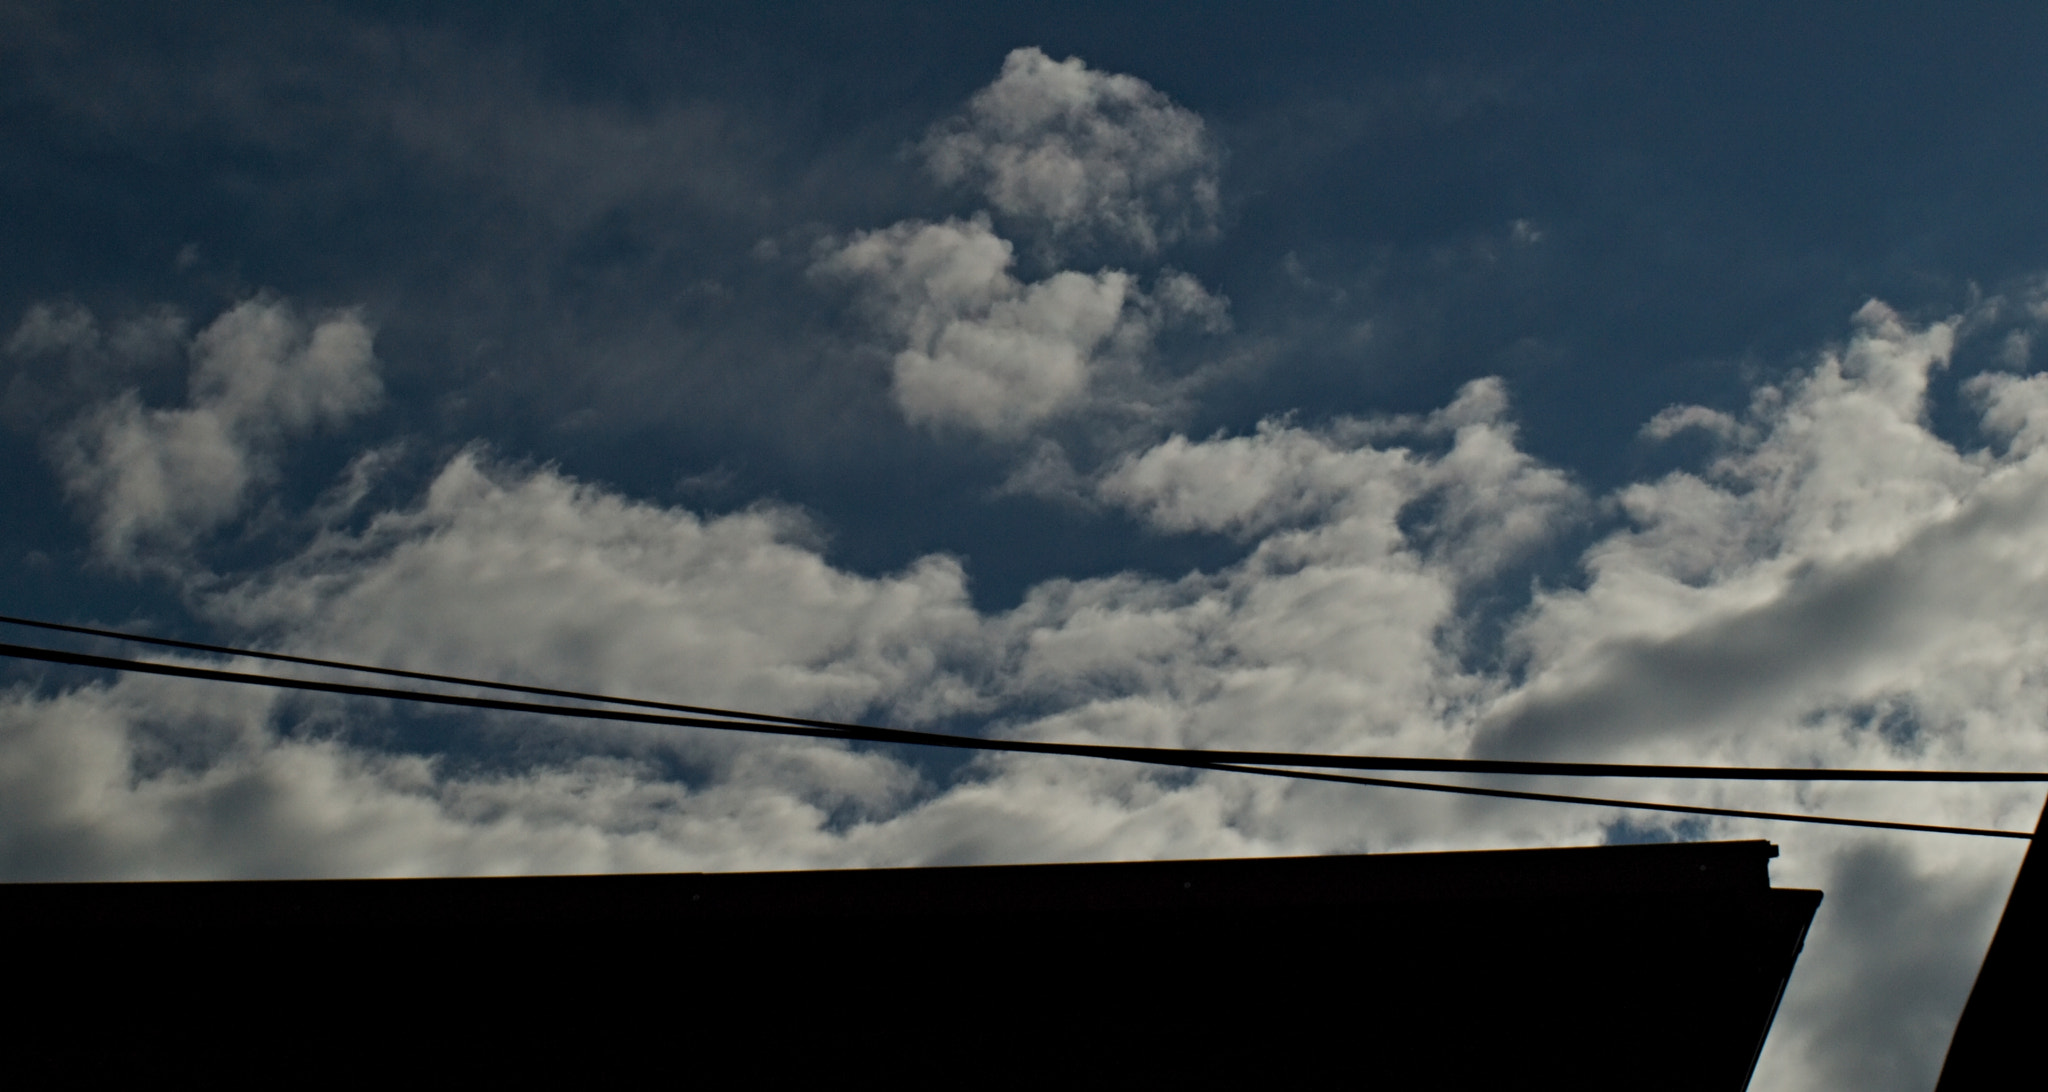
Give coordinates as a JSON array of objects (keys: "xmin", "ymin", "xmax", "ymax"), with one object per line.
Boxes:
[
  {"xmin": 3, "ymin": 839, "xmax": 1817, "ymax": 1089},
  {"xmin": 1938, "ymin": 803, "xmax": 2048, "ymax": 1089}
]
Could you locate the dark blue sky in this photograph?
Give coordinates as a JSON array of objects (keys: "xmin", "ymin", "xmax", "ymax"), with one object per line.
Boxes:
[
  {"xmin": 5, "ymin": 9, "xmax": 2046, "ymax": 1087},
  {"xmin": 10, "ymin": 3, "xmax": 2046, "ymax": 614}
]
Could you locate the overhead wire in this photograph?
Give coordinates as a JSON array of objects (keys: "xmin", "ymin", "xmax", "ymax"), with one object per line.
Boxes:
[
  {"xmin": 0, "ymin": 620, "xmax": 2037, "ymax": 839},
  {"xmin": 1204, "ymin": 765, "xmax": 2031, "ymax": 839},
  {"xmin": 0, "ymin": 613, "xmax": 823, "ymax": 730},
  {"xmin": 4, "ymin": 614, "xmax": 2043, "ymax": 784}
]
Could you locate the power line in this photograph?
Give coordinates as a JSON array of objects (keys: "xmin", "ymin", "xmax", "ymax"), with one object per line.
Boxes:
[
  {"xmin": 0, "ymin": 613, "xmax": 815, "ymax": 728},
  {"xmin": 4, "ymin": 614, "xmax": 2044, "ymax": 784},
  {"xmin": 1207, "ymin": 765, "xmax": 2032, "ymax": 840},
  {"xmin": 0, "ymin": 635, "xmax": 2033, "ymax": 840}
]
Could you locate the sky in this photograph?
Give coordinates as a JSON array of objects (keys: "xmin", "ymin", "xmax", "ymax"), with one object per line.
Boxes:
[{"xmin": 5, "ymin": 3, "xmax": 2048, "ymax": 1086}]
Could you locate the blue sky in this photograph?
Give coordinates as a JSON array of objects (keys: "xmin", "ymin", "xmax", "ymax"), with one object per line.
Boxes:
[{"xmin": 7, "ymin": 5, "xmax": 2048, "ymax": 1087}]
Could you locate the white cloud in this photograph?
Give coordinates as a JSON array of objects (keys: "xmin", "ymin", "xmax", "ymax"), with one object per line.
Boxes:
[
  {"xmin": 10, "ymin": 295, "xmax": 2048, "ymax": 1088},
  {"xmin": 1754, "ymin": 834, "xmax": 2016, "ymax": 1092},
  {"xmin": 1098, "ymin": 418, "xmax": 1420, "ymax": 538},
  {"xmin": 187, "ymin": 298, "xmax": 380, "ymax": 434},
  {"xmin": 813, "ymin": 50, "xmax": 1234, "ymax": 442},
  {"xmin": 1641, "ymin": 402, "xmax": 1742, "ymax": 443},
  {"xmin": 0, "ymin": 675, "xmax": 929, "ymax": 880},
  {"xmin": 5, "ymin": 300, "xmax": 100, "ymax": 358},
  {"xmin": 1097, "ymin": 378, "xmax": 1582, "ymax": 582},
  {"xmin": 211, "ymin": 449, "xmax": 988, "ymax": 726},
  {"xmin": 0, "ymin": 368, "xmax": 1577, "ymax": 877},
  {"xmin": 815, "ymin": 216, "xmax": 1227, "ymax": 437},
  {"xmin": 46, "ymin": 298, "xmax": 380, "ymax": 565},
  {"xmin": 1969, "ymin": 368, "xmax": 2048, "ymax": 456},
  {"xmin": 1480, "ymin": 301, "xmax": 2022, "ymax": 765},
  {"xmin": 923, "ymin": 47, "xmax": 1221, "ymax": 255}
]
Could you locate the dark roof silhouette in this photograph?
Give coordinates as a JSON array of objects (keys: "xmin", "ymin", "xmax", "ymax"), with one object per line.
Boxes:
[
  {"xmin": 4, "ymin": 838, "xmax": 1816, "ymax": 1089},
  {"xmin": 1939, "ymin": 802, "xmax": 2048, "ymax": 1089}
]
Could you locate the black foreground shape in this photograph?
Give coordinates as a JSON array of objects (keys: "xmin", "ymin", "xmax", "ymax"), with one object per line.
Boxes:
[
  {"xmin": 1939, "ymin": 801, "xmax": 2048, "ymax": 1089},
  {"xmin": 3, "ymin": 839, "xmax": 1817, "ymax": 1089}
]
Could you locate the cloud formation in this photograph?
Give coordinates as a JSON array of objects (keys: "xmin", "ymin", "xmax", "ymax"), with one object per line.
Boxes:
[
  {"xmin": 17, "ymin": 16, "xmax": 2048, "ymax": 1087},
  {"xmin": 816, "ymin": 215, "xmax": 1226, "ymax": 437},
  {"xmin": 1097, "ymin": 377, "xmax": 1580, "ymax": 585},
  {"xmin": 1480, "ymin": 301, "xmax": 2048, "ymax": 772},
  {"xmin": 36, "ymin": 298, "xmax": 380, "ymax": 565},
  {"xmin": 922, "ymin": 47, "xmax": 1221, "ymax": 255},
  {"xmin": 213, "ymin": 449, "xmax": 985, "ymax": 725},
  {"xmin": 8, "ymin": 295, "xmax": 2048, "ymax": 1091},
  {"xmin": 18, "ymin": 298, "xmax": 2045, "ymax": 861}
]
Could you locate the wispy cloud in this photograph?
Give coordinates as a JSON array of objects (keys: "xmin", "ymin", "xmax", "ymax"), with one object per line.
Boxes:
[
  {"xmin": 4, "ymin": 294, "xmax": 2046, "ymax": 1092},
  {"xmin": 814, "ymin": 215, "xmax": 1226, "ymax": 438},
  {"xmin": 31, "ymin": 298, "xmax": 380, "ymax": 567},
  {"xmin": 922, "ymin": 47, "xmax": 1221, "ymax": 257}
]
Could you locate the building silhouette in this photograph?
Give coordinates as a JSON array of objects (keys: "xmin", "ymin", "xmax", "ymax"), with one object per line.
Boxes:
[{"xmin": 4, "ymin": 838, "xmax": 1821, "ymax": 1089}]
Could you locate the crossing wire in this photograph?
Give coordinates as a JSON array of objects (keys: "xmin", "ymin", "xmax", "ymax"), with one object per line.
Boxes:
[
  {"xmin": 5, "ymin": 613, "xmax": 2045, "ymax": 784},
  {"xmin": 0, "ymin": 630, "xmax": 2033, "ymax": 840}
]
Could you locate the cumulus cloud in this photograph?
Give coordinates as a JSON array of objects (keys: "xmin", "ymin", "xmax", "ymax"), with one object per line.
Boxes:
[
  {"xmin": 9, "ymin": 296, "xmax": 2048, "ymax": 1089},
  {"xmin": 0, "ymin": 363, "xmax": 1586, "ymax": 879},
  {"xmin": 922, "ymin": 47, "xmax": 1221, "ymax": 255},
  {"xmin": 815, "ymin": 215, "xmax": 1227, "ymax": 437},
  {"xmin": 1478, "ymin": 301, "xmax": 2033, "ymax": 766},
  {"xmin": 1098, "ymin": 378, "xmax": 1582, "ymax": 582},
  {"xmin": 0, "ymin": 674, "xmax": 930, "ymax": 880},
  {"xmin": 212, "ymin": 448, "xmax": 986, "ymax": 724},
  {"xmin": 811, "ymin": 50, "xmax": 1234, "ymax": 441},
  {"xmin": 1969, "ymin": 368, "xmax": 2048, "ymax": 456},
  {"xmin": 43, "ymin": 298, "xmax": 380, "ymax": 565}
]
